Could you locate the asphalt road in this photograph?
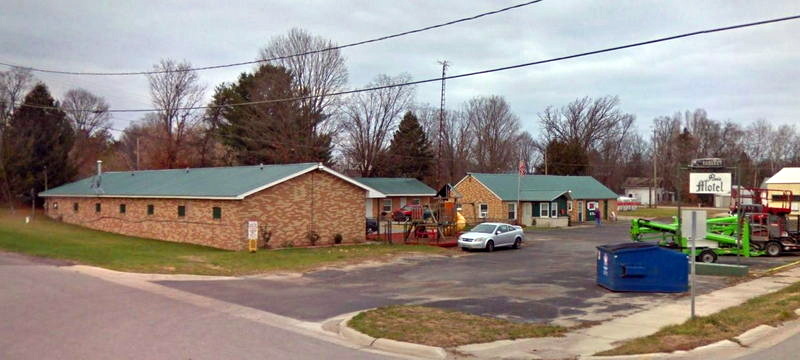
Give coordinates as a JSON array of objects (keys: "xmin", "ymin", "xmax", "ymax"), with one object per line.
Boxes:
[
  {"xmin": 160, "ymin": 222, "xmax": 798, "ymax": 325},
  {"xmin": 0, "ymin": 252, "xmax": 391, "ymax": 360},
  {"xmin": 735, "ymin": 331, "xmax": 800, "ymax": 360}
]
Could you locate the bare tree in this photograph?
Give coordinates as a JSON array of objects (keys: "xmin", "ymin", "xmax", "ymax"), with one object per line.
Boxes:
[
  {"xmin": 61, "ymin": 89, "xmax": 113, "ymax": 177},
  {"xmin": 340, "ymin": 74, "xmax": 414, "ymax": 176},
  {"xmin": 61, "ymin": 88, "xmax": 111, "ymax": 136},
  {"xmin": 539, "ymin": 96, "xmax": 634, "ymax": 151},
  {"xmin": 0, "ymin": 67, "xmax": 33, "ymax": 208},
  {"xmin": 464, "ymin": 95, "xmax": 521, "ymax": 173},
  {"xmin": 515, "ymin": 131, "xmax": 538, "ymax": 174},
  {"xmin": 259, "ymin": 28, "xmax": 348, "ymax": 131},
  {"xmin": 0, "ymin": 67, "xmax": 34, "ymax": 124},
  {"xmin": 744, "ymin": 119, "xmax": 772, "ymax": 185},
  {"xmin": 146, "ymin": 59, "xmax": 206, "ymax": 168}
]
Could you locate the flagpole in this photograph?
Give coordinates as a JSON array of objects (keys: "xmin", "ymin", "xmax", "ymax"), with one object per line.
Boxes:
[{"xmin": 517, "ymin": 161, "xmax": 522, "ymax": 225}]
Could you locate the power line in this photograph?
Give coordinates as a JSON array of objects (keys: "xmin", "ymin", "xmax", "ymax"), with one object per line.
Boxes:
[
  {"xmin": 0, "ymin": 0, "xmax": 546, "ymax": 76},
  {"xmin": 15, "ymin": 13, "xmax": 800, "ymax": 113}
]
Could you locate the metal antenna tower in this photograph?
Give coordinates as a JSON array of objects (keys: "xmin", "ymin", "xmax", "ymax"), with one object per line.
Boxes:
[{"xmin": 437, "ymin": 60, "xmax": 449, "ymax": 187}]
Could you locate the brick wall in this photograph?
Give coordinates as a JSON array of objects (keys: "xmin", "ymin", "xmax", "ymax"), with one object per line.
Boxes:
[
  {"xmin": 454, "ymin": 175, "xmax": 505, "ymax": 223},
  {"xmin": 44, "ymin": 170, "xmax": 365, "ymax": 250}
]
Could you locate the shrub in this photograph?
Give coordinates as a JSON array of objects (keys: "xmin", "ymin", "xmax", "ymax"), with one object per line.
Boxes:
[
  {"xmin": 333, "ymin": 233, "xmax": 343, "ymax": 244},
  {"xmin": 306, "ymin": 230, "xmax": 320, "ymax": 246}
]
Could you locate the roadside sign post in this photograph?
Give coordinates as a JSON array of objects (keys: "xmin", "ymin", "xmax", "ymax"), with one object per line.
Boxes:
[
  {"xmin": 682, "ymin": 209, "xmax": 706, "ymax": 319},
  {"xmin": 247, "ymin": 221, "xmax": 258, "ymax": 253}
]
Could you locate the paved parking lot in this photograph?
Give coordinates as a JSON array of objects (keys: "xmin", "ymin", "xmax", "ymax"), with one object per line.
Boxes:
[{"xmin": 159, "ymin": 222, "xmax": 799, "ymax": 325}]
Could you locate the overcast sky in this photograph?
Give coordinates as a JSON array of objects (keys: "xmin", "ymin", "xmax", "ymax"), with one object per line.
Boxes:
[{"xmin": 2, "ymin": 0, "xmax": 799, "ymax": 138}]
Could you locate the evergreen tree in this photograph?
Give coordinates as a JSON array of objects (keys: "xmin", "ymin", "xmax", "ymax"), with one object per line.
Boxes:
[
  {"xmin": 536, "ymin": 139, "xmax": 589, "ymax": 176},
  {"xmin": 3, "ymin": 83, "xmax": 75, "ymax": 204},
  {"xmin": 207, "ymin": 64, "xmax": 332, "ymax": 165},
  {"xmin": 382, "ymin": 111, "xmax": 433, "ymax": 180}
]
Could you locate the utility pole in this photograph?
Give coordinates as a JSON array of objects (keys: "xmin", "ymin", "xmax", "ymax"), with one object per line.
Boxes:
[
  {"xmin": 44, "ymin": 165, "xmax": 48, "ymax": 191},
  {"xmin": 437, "ymin": 60, "xmax": 449, "ymax": 188},
  {"xmin": 30, "ymin": 188, "xmax": 34, "ymax": 219},
  {"xmin": 136, "ymin": 137, "xmax": 140, "ymax": 170},
  {"xmin": 652, "ymin": 127, "xmax": 657, "ymax": 208}
]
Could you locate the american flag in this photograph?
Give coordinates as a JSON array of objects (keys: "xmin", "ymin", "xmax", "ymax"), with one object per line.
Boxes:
[{"xmin": 518, "ymin": 160, "xmax": 526, "ymax": 176}]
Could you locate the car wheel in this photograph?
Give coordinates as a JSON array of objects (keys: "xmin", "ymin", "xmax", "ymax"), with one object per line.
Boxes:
[
  {"xmin": 697, "ymin": 249, "xmax": 717, "ymax": 263},
  {"xmin": 513, "ymin": 238, "xmax": 522, "ymax": 249},
  {"xmin": 765, "ymin": 241, "xmax": 782, "ymax": 257},
  {"xmin": 486, "ymin": 240, "xmax": 494, "ymax": 252},
  {"xmin": 461, "ymin": 247, "xmax": 469, "ymax": 252}
]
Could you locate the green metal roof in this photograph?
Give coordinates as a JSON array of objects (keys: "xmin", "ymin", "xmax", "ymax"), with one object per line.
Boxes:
[
  {"xmin": 466, "ymin": 173, "xmax": 617, "ymax": 201},
  {"xmin": 39, "ymin": 163, "xmax": 362, "ymax": 199},
  {"xmin": 519, "ymin": 190, "xmax": 571, "ymax": 201},
  {"xmin": 353, "ymin": 177, "xmax": 436, "ymax": 196}
]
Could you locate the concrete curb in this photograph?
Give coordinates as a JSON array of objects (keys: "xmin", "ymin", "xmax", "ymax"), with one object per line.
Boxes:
[
  {"xmin": 734, "ymin": 324, "xmax": 776, "ymax": 347},
  {"xmin": 337, "ymin": 314, "xmax": 447, "ymax": 360},
  {"xmin": 585, "ymin": 309, "xmax": 800, "ymax": 359}
]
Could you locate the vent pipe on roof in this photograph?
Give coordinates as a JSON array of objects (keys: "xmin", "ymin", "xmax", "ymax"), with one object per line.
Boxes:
[
  {"xmin": 185, "ymin": 167, "xmax": 190, "ymax": 173},
  {"xmin": 259, "ymin": 163, "xmax": 263, "ymax": 170},
  {"xmin": 97, "ymin": 160, "xmax": 102, "ymax": 176}
]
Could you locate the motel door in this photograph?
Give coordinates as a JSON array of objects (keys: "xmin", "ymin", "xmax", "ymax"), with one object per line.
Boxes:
[
  {"xmin": 577, "ymin": 201, "xmax": 584, "ymax": 222},
  {"xmin": 365, "ymin": 199, "xmax": 373, "ymax": 218}
]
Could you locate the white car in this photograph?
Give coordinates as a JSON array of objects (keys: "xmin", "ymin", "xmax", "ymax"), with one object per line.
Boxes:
[{"xmin": 458, "ymin": 222, "xmax": 524, "ymax": 252}]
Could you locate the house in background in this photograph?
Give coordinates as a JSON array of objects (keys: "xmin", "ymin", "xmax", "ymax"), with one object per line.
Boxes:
[
  {"xmin": 455, "ymin": 173, "xmax": 618, "ymax": 227},
  {"xmin": 40, "ymin": 163, "xmax": 384, "ymax": 250},
  {"xmin": 765, "ymin": 167, "xmax": 800, "ymax": 215},
  {"xmin": 354, "ymin": 177, "xmax": 437, "ymax": 218},
  {"xmin": 622, "ymin": 177, "xmax": 674, "ymax": 206}
]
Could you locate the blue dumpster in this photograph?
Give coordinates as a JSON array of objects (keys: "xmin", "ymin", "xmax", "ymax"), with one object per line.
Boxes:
[{"xmin": 596, "ymin": 243, "xmax": 688, "ymax": 292}]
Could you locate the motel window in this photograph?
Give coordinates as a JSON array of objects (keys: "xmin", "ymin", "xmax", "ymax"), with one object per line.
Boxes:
[
  {"xmin": 212, "ymin": 206, "xmax": 221, "ymax": 219},
  {"xmin": 382, "ymin": 199, "xmax": 392, "ymax": 212},
  {"xmin": 540, "ymin": 202, "xmax": 550, "ymax": 218},
  {"xmin": 73, "ymin": 203, "xmax": 79, "ymax": 213},
  {"xmin": 147, "ymin": 204, "xmax": 154, "ymax": 215},
  {"xmin": 119, "ymin": 204, "xmax": 126, "ymax": 214},
  {"xmin": 507, "ymin": 203, "xmax": 516, "ymax": 220},
  {"xmin": 568, "ymin": 200, "xmax": 573, "ymax": 212},
  {"xmin": 95, "ymin": 203, "xmax": 101, "ymax": 213},
  {"xmin": 177, "ymin": 205, "xmax": 186, "ymax": 217},
  {"xmin": 479, "ymin": 204, "xmax": 488, "ymax": 218}
]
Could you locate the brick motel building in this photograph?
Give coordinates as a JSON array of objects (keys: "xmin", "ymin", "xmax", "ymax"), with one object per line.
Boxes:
[{"xmin": 41, "ymin": 163, "xmax": 384, "ymax": 250}]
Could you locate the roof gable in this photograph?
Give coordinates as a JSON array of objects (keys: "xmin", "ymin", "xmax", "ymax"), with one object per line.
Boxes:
[
  {"xmin": 467, "ymin": 173, "xmax": 617, "ymax": 200},
  {"xmin": 40, "ymin": 163, "xmax": 384, "ymax": 199},
  {"xmin": 353, "ymin": 177, "xmax": 436, "ymax": 196},
  {"xmin": 765, "ymin": 168, "xmax": 800, "ymax": 184}
]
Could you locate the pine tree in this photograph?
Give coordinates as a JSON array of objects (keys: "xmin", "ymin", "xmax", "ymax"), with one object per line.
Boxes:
[
  {"xmin": 382, "ymin": 111, "xmax": 433, "ymax": 180},
  {"xmin": 208, "ymin": 64, "xmax": 332, "ymax": 165},
  {"xmin": 3, "ymin": 83, "xmax": 74, "ymax": 204}
]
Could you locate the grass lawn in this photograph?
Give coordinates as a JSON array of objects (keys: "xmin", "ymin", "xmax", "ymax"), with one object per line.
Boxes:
[
  {"xmin": 596, "ymin": 280, "xmax": 800, "ymax": 356},
  {"xmin": 621, "ymin": 207, "xmax": 728, "ymax": 219},
  {"xmin": 348, "ymin": 305, "xmax": 566, "ymax": 347},
  {"xmin": 0, "ymin": 210, "xmax": 449, "ymax": 276}
]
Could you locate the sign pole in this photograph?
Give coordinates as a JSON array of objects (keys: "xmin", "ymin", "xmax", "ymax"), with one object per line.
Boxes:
[{"xmin": 690, "ymin": 210, "xmax": 697, "ymax": 319}]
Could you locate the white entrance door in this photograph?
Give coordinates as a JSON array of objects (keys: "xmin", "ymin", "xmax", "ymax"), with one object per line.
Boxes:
[
  {"xmin": 577, "ymin": 201, "xmax": 584, "ymax": 222},
  {"xmin": 365, "ymin": 199, "xmax": 373, "ymax": 218},
  {"xmin": 522, "ymin": 203, "xmax": 532, "ymax": 226}
]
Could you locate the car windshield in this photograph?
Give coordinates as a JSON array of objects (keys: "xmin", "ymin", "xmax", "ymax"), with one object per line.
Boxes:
[{"xmin": 470, "ymin": 224, "xmax": 497, "ymax": 234}]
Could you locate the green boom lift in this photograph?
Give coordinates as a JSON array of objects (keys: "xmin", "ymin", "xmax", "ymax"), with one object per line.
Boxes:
[{"xmin": 630, "ymin": 216, "xmax": 764, "ymax": 263}]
